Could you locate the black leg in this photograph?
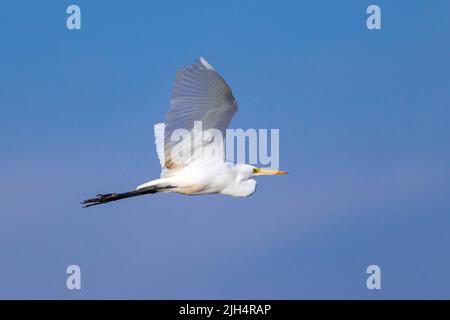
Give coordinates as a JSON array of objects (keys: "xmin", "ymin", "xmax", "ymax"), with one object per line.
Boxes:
[{"xmin": 81, "ymin": 185, "xmax": 172, "ymax": 208}]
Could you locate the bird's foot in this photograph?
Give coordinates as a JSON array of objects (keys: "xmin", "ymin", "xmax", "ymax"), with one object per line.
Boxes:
[{"xmin": 81, "ymin": 193, "xmax": 118, "ymax": 208}]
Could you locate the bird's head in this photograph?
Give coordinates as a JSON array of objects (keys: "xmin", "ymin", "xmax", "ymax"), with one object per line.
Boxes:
[{"xmin": 235, "ymin": 164, "xmax": 288, "ymax": 179}]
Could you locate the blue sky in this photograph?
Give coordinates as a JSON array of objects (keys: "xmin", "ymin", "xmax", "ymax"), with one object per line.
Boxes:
[{"xmin": 0, "ymin": 0, "xmax": 449, "ymax": 299}]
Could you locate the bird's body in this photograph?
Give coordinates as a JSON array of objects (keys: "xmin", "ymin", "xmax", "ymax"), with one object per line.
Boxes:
[
  {"xmin": 136, "ymin": 163, "xmax": 257, "ymax": 197},
  {"xmin": 82, "ymin": 58, "xmax": 285, "ymax": 207}
]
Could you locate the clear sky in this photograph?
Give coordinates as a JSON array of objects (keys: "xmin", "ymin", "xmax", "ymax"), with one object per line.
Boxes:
[{"xmin": 1, "ymin": 0, "xmax": 449, "ymax": 299}]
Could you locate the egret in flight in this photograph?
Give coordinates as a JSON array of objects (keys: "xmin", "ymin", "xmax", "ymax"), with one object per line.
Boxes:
[{"xmin": 82, "ymin": 58, "xmax": 287, "ymax": 207}]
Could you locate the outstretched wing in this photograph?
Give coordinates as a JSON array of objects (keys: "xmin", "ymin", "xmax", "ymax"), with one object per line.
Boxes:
[{"xmin": 163, "ymin": 57, "xmax": 238, "ymax": 169}]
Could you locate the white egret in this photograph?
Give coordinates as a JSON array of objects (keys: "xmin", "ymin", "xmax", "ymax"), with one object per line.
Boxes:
[{"xmin": 82, "ymin": 58, "xmax": 286, "ymax": 207}]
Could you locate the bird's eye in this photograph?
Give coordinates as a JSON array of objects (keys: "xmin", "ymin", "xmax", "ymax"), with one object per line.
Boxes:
[{"xmin": 253, "ymin": 168, "xmax": 258, "ymax": 174}]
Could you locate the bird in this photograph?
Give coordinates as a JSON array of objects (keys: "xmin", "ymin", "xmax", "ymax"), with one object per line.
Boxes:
[{"xmin": 82, "ymin": 57, "xmax": 287, "ymax": 207}]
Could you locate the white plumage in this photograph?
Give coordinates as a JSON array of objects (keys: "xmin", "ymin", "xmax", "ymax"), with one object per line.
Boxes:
[{"xmin": 82, "ymin": 58, "xmax": 286, "ymax": 207}]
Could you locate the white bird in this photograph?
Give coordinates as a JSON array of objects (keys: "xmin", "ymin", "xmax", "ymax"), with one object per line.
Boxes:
[{"xmin": 82, "ymin": 58, "xmax": 287, "ymax": 207}]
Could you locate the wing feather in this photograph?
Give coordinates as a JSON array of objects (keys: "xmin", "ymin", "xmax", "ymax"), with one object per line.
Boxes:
[
  {"xmin": 154, "ymin": 122, "xmax": 166, "ymax": 168},
  {"xmin": 163, "ymin": 58, "xmax": 238, "ymax": 169}
]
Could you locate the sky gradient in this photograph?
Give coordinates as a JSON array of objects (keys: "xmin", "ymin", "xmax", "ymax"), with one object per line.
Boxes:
[{"xmin": 0, "ymin": 0, "xmax": 449, "ymax": 299}]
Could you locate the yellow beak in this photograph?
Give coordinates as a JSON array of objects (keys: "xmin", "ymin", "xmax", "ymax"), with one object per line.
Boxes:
[{"xmin": 253, "ymin": 168, "xmax": 288, "ymax": 175}]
